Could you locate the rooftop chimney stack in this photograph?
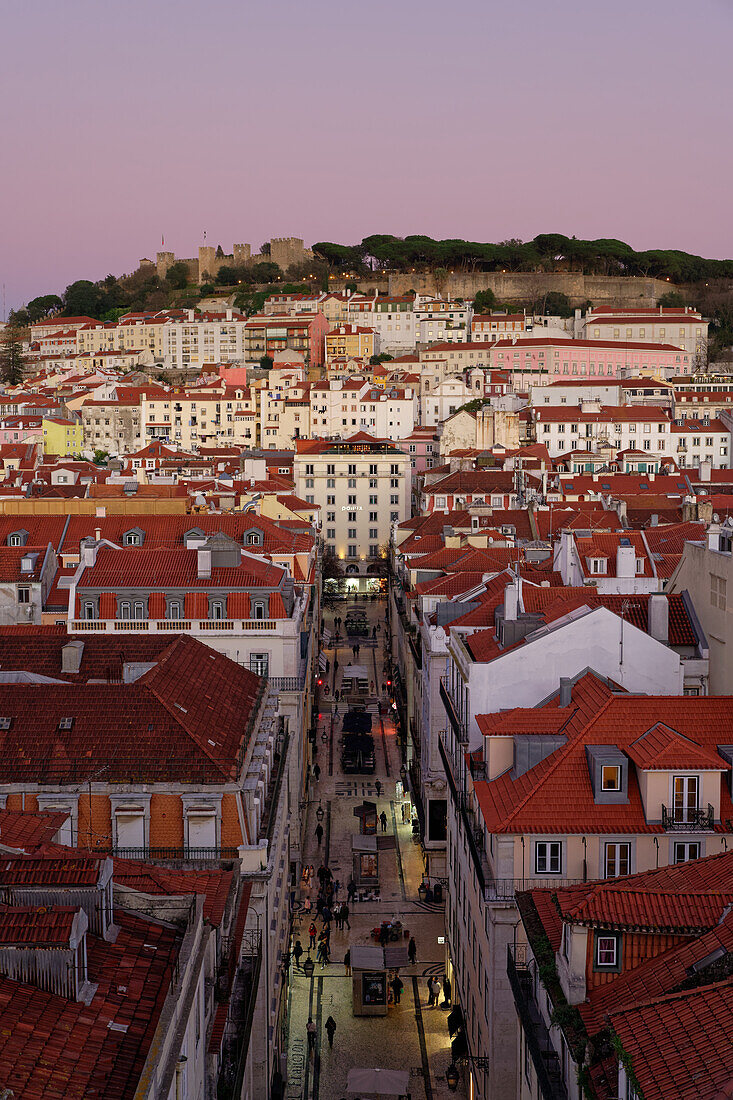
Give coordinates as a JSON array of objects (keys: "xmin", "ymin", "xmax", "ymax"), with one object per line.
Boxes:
[{"xmin": 648, "ymin": 594, "xmax": 669, "ymax": 645}]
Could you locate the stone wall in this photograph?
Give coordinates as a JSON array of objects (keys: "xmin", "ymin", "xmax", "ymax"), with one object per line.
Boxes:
[{"xmin": 387, "ymin": 270, "xmax": 674, "ymax": 306}]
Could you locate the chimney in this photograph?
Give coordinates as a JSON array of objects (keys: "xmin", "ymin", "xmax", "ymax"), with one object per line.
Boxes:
[
  {"xmin": 559, "ymin": 677, "xmax": 573, "ymax": 707},
  {"xmin": 504, "ymin": 575, "xmax": 522, "ymax": 622},
  {"xmin": 650, "ymin": 514, "xmax": 658, "ymax": 526},
  {"xmin": 61, "ymin": 640, "xmax": 84, "ymax": 674},
  {"xmin": 226, "ymin": 308, "xmax": 233, "ymax": 321},
  {"xmin": 95, "ymin": 506, "xmax": 106, "ymax": 518},
  {"xmin": 197, "ymin": 547, "xmax": 212, "ymax": 579},
  {"xmin": 80, "ymin": 537, "xmax": 98, "ymax": 567},
  {"xmin": 707, "ymin": 523, "xmax": 722, "ymax": 551},
  {"xmin": 94, "ymin": 527, "xmax": 101, "ymax": 540},
  {"xmin": 648, "ymin": 594, "xmax": 669, "ymax": 645},
  {"xmin": 616, "ymin": 543, "xmax": 636, "ymax": 578}
]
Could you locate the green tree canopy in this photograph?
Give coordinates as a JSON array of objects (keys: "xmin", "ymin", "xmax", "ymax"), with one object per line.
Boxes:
[{"xmin": 166, "ymin": 262, "xmax": 190, "ymax": 290}]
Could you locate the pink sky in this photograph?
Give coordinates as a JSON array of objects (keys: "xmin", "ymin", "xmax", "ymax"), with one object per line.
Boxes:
[{"xmin": 2, "ymin": 0, "xmax": 732, "ymax": 311}]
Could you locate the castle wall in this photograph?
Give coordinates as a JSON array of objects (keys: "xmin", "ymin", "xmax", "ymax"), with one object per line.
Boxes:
[{"xmin": 388, "ymin": 270, "xmax": 673, "ymax": 306}]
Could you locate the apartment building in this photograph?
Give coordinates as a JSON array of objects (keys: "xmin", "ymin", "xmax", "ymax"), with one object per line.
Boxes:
[
  {"xmin": 367, "ymin": 294, "xmax": 417, "ymax": 352},
  {"xmin": 489, "ymin": 338, "xmax": 691, "ymax": 386},
  {"xmin": 512, "ymin": 851, "xmax": 733, "ymax": 1100},
  {"xmin": 263, "ymin": 292, "xmax": 322, "ymax": 315},
  {"xmin": 533, "ymin": 404, "xmax": 672, "ymax": 459},
  {"xmin": 670, "ymin": 413, "xmax": 731, "ymax": 468},
  {"xmin": 294, "ymin": 434, "xmax": 411, "ymax": 576},
  {"xmin": 309, "ymin": 379, "xmax": 417, "ymax": 440},
  {"xmin": 420, "ymin": 342, "xmax": 494, "ymax": 371},
  {"xmin": 583, "ymin": 305, "xmax": 708, "ymax": 358},
  {"xmin": 325, "ymin": 323, "xmax": 379, "ymax": 361},
  {"xmin": 470, "ymin": 312, "xmax": 526, "ymax": 341},
  {"xmin": 0, "ymin": 633, "xmax": 300, "ymax": 1099},
  {"xmin": 77, "ymin": 309, "xmax": 249, "ymax": 370},
  {"xmin": 415, "ymin": 298, "xmax": 472, "ymax": 344},
  {"xmin": 440, "ymin": 671, "xmax": 733, "ymax": 1100},
  {"xmin": 244, "ymin": 312, "xmax": 329, "ymax": 369}
]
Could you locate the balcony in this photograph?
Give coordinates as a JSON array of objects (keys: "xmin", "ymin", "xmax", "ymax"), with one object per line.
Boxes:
[
  {"xmin": 507, "ymin": 945, "xmax": 568, "ymax": 1100},
  {"xmin": 439, "ymin": 678, "xmax": 467, "ymax": 742},
  {"xmin": 109, "ymin": 846, "xmax": 238, "ymax": 861},
  {"xmin": 661, "ymin": 802, "xmax": 714, "ymax": 831},
  {"xmin": 71, "ymin": 617, "xmax": 279, "ymax": 635}
]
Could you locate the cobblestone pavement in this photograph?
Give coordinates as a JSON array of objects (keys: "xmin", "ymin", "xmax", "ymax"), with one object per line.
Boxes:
[{"xmin": 284, "ymin": 596, "xmax": 464, "ymax": 1100}]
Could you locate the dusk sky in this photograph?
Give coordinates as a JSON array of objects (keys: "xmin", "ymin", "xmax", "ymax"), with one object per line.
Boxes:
[{"xmin": 2, "ymin": 0, "xmax": 732, "ymax": 311}]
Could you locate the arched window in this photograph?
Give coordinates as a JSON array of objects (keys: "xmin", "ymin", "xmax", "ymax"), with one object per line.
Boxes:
[
  {"xmin": 252, "ymin": 601, "xmax": 265, "ymax": 620},
  {"xmin": 246, "ymin": 532, "xmax": 262, "ymax": 546},
  {"xmin": 133, "ymin": 602, "xmax": 146, "ymax": 620},
  {"xmin": 8, "ymin": 534, "xmax": 22, "ymax": 547},
  {"xmin": 82, "ymin": 602, "xmax": 96, "ymax": 620},
  {"xmin": 119, "ymin": 601, "xmax": 131, "ymax": 620},
  {"xmin": 124, "ymin": 532, "xmax": 141, "ymax": 546},
  {"xmin": 211, "ymin": 600, "xmax": 225, "ymax": 621},
  {"xmin": 167, "ymin": 600, "xmax": 183, "ymax": 620}
]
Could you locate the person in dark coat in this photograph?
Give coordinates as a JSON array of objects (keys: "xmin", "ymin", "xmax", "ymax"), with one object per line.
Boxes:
[
  {"xmin": 293, "ymin": 940, "xmax": 304, "ymax": 970},
  {"xmin": 344, "ymin": 949, "xmax": 351, "ymax": 976},
  {"xmin": 375, "ymin": 779, "xmax": 382, "ymax": 797},
  {"xmin": 390, "ymin": 974, "xmax": 404, "ymax": 1004},
  {"xmin": 313, "ymin": 762, "xmax": 321, "ymax": 782},
  {"xmin": 442, "ymin": 974, "xmax": 452, "ymax": 1006},
  {"xmin": 315, "ymin": 823, "xmax": 324, "ymax": 846},
  {"xmin": 427, "ymin": 977, "xmax": 436, "ymax": 1007},
  {"xmin": 340, "ymin": 902, "xmax": 350, "ymax": 930},
  {"xmin": 347, "ymin": 878, "xmax": 357, "ymax": 903},
  {"xmin": 379, "ymin": 810, "xmax": 388, "ymax": 832},
  {"xmin": 408, "ymin": 936, "xmax": 417, "ymax": 965},
  {"xmin": 325, "ymin": 1015, "xmax": 337, "ymax": 1048}
]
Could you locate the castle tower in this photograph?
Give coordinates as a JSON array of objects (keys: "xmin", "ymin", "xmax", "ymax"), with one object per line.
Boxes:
[
  {"xmin": 198, "ymin": 245, "xmax": 217, "ymax": 283},
  {"xmin": 233, "ymin": 243, "xmax": 252, "ymax": 266},
  {"xmin": 156, "ymin": 251, "xmax": 176, "ymax": 279}
]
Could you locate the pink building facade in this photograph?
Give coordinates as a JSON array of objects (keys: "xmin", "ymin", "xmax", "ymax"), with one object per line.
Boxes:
[
  {"xmin": 0, "ymin": 417, "xmax": 43, "ymax": 445},
  {"xmin": 489, "ymin": 338, "xmax": 691, "ymax": 388}
]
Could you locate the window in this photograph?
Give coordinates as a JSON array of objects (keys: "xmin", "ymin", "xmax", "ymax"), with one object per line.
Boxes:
[
  {"xmin": 326, "ymin": 528, "xmax": 335, "ymax": 539},
  {"xmin": 348, "ymin": 495, "xmax": 356, "ymax": 505},
  {"xmin": 369, "ymin": 495, "xmax": 378, "ymax": 505},
  {"xmin": 246, "ymin": 532, "xmax": 262, "ymax": 546},
  {"xmin": 348, "ymin": 478, "xmax": 357, "ymax": 488},
  {"xmin": 711, "ymin": 574, "xmax": 727, "ymax": 610},
  {"xmin": 602, "ymin": 765, "xmax": 621, "ymax": 791},
  {"xmin": 348, "ymin": 528, "xmax": 357, "ymax": 540},
  {"xmin": 305, "ymin": 478, "xmax": 314, "ymax": 489},
  {"xmin": 390, "ymin": 494, "xmax": 398, "ymax": 505},
  {"xmin": 535, "ymin": 841, "xmax": 562, "ymax": 874},
  {"xmin": 605, "ymin": 842, "xmax": 631, "ymax": 877},
  {"xmin": 369, "ymin": 528, "xmax": 378, "ymax": 539},
  {"xmin": 595, "ymin": 933, "xmax": 621, "ymax": 970},
  {"xmin": 210, "ymin": 599, "xmax": 225, "ymax": 620},
  {"xmin": 348, "ymin": 511, "xmax": 356, "ymax": 522},
  {"xmin": 369, "ymin": 544, "xmax": 379, "ymax": 557},
  {"xmin": 8, "ymin": 534, "xmax": 21, "ymax": 546},
  {"xmin": 674, "ymin": 841, "xmax": 701, "ymax": 863},
  {"xmin": 252, "ymin": 601, "xmax": 265, "ymax": 620},
  {"xmin": 167, "ymin": 599, "xmax": 183, "ymax": 620},
  {"xmin": 250, "ymin": 653, "xmax": 269, "ymax": 677},
  {"xmin": 673, "ymin": 775, "xmax": 699, "ymax": 822},
  {"xmin": 347, "ymin": 544, "xmax": 357, "ymax": 558},
  {"xmin": 124, "ymin": 532, "xmax": 140, "ymax": 546},
  {"xmin": 326, "ymin": 478, "xmax": 335, "ymax": 488},
  {"xmin": 369, "ymin": 512, "xmax": 378, "ymax": 522},
  {"xmin": 17, "ymin": 587, "xmax": 30, "ymax": 604},
  {"xmin": 327, "ymin": 495, "xmax": 335, "ymax": 506},
  {"xmin": 390, "ymin": 512, "xmax": 398, "ymax": 522}
]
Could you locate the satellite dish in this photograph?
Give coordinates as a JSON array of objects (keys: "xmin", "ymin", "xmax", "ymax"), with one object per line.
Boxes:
[{"xmin": 713, "ymin": 514, "xmax": 720, "ymax": 523}]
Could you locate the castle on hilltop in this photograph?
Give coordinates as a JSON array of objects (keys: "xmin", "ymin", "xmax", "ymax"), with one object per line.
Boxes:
[{"xmin": 139, "ymin": 237, "xmax": 314, "ymax": 284}]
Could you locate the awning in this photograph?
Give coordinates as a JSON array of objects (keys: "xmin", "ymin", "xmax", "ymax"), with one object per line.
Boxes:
[
  {"xmin": 346, "ymin": 1068, "xmax": 410, "ymax": 1095},
  {"xmin": 447, "ymin": 1006, "xmax": 465, "ymax": 1038}
]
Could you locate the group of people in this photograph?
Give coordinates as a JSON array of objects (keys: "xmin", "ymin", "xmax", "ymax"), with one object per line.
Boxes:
[
  {"xmin": 426, "ymin": 974, "xmax": 451, "ymax": 1008},
  {"xmin": 307, "ymin": 1014, "xmax": 338, "ymax": 1055}
]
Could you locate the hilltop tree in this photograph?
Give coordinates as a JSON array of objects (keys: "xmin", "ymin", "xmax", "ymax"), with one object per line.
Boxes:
[
  {"xmin": 166, "ymin": 262, "xmax": 190, "ymax": 290},
  {"xmin": 26, "ymin": 294, "xmax": 63, "ymax": 322},
  {"xmin": 0, "ymin": 327, "xmax": 28, "ymax": 384}
]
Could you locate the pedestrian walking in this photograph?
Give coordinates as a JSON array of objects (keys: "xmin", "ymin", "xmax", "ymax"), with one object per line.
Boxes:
[
  {"xmin": 442, "ymin": 974, "xmax": 452, "ymax": 1007},
  {"xmin": 307, "ymin": 1017, "xmax": 317, "ymax": 1056},
  {"xmin": 341, "ymin": 902, "xmax": 350, "ymax": 930},
  {"xmin": 293, "ymin": 940, "xmax": 304, "ymax": 971},
  {"xmin": 322, "ymin": 907, "xmax": 332, "ymax": 931},
  {"xmin": 375, "ymin": 779, "xmax": 382, "ymax": 798},
  {"xmin": 317, "ymin": 940, "xmax": 329, "ymax": 968},
  {"xmin": 344, "ymin": 949, "xmax": 351, "ymax": 976},
  {"xmin": 356, "ymin": 644, "xmax": 360, "ymax": 657},
  {"xmin": 390, "ymin": 974, "xmax": 404, "ymax": 1004},
  {"xmin": 427, "ymin": 977, "xmax": 436, "ymax": 1007},
  {"xmin": 408, "ymin": 936, "xmax": 417, "ymax": 965},
  {"xmin": 315, "ymin": 822, "xmax": 324, "ymax": 846},
  {"xmin": 372, "ymin": 625, "xmax": 377, "ymax": 639},
  {"xmin": 379, "ymin": 810, "xmax": 388, "ymax": 832},
  {"xmin": 352, "ymin": 644, "xmax": 357, "ymax": 658},
  {"xmin": 325, "ymin": 1015, "xmax": 337, "ymax": 1049},
  {"xmin": 309, "ymin": 922, "xmax": 317, "ymax": 950},
  {"xmin": 379, "ymin": 923, "xmax": 389, "ymax": 947},
  {"xmin": 314, "ymin": 762, "xmax": 321, "ymax": 782},
  {"xmin": 347, "ymin": 878, "xmax": 357, "ymax": 904}
]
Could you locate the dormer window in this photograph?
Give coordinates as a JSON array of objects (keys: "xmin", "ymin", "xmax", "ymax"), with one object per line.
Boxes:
[
  {"xmin": 247, "ymin": 532, "xmax": 262, "ymax": 546},
  {"xmin": 595, "ymin": 932, "xmax": 622, "ymax": 971},
  {"xmin": 590, "ymin": 557, "xmax": 607, "ymax": 574},
  {"xmin": 602, "ymin": 765, "xmax": 621, "ymax": 791},
  {"xmin": 252, "ymin": 601, "xmax": 266, "ymax": 620},
  {"xmin": 124, "ymin": 532, "xmax": 141, "ymax": 546}
]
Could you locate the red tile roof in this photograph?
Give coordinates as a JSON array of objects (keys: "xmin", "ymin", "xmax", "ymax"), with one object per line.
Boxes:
[
  {"xmin": 0, "ymin": 907, "xmax": 180, "ymax": 1099},
  {"xmin": 112, "ymin": 859, "xmax": 243, "ymax": 927},
  {"xmin": 78, "ymin": 546, "xmax": 286, "ymax": 590},
  {"xmin": 0, "ymin": 905, "xmax": 79, "ymax": 946},
  {"xmin": 0, "ymin": 635, "xmax": 263, "ymax": 784},
  {"xmin": 473, "ymin": 674, "xmax": 733, "ymax": 835},
  {"xmin": 627, "ymin": 723, "xmax": 729, "ymax": 771},
  {"xmin": 609, "ymin": 978, "xmax": 733, "ymax": 1100}
]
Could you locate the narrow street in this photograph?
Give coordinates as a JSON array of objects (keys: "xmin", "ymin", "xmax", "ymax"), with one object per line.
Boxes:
[{"xmin": 285, "ymin": 596, "xmax": 462, "ymax": 1100}]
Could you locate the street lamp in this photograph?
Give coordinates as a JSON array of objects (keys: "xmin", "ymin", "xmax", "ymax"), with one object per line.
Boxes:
[
  {"xmin": 316, "ymin": 804, "xmax": 325, "ymax": 823},
  {"xmin": 303, "ymin": 955, "xmax": 315, "ymax": 979},
  {"xmin": 445, "ymin": 1063, "xmax": 460, "ymax": 1091}
]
